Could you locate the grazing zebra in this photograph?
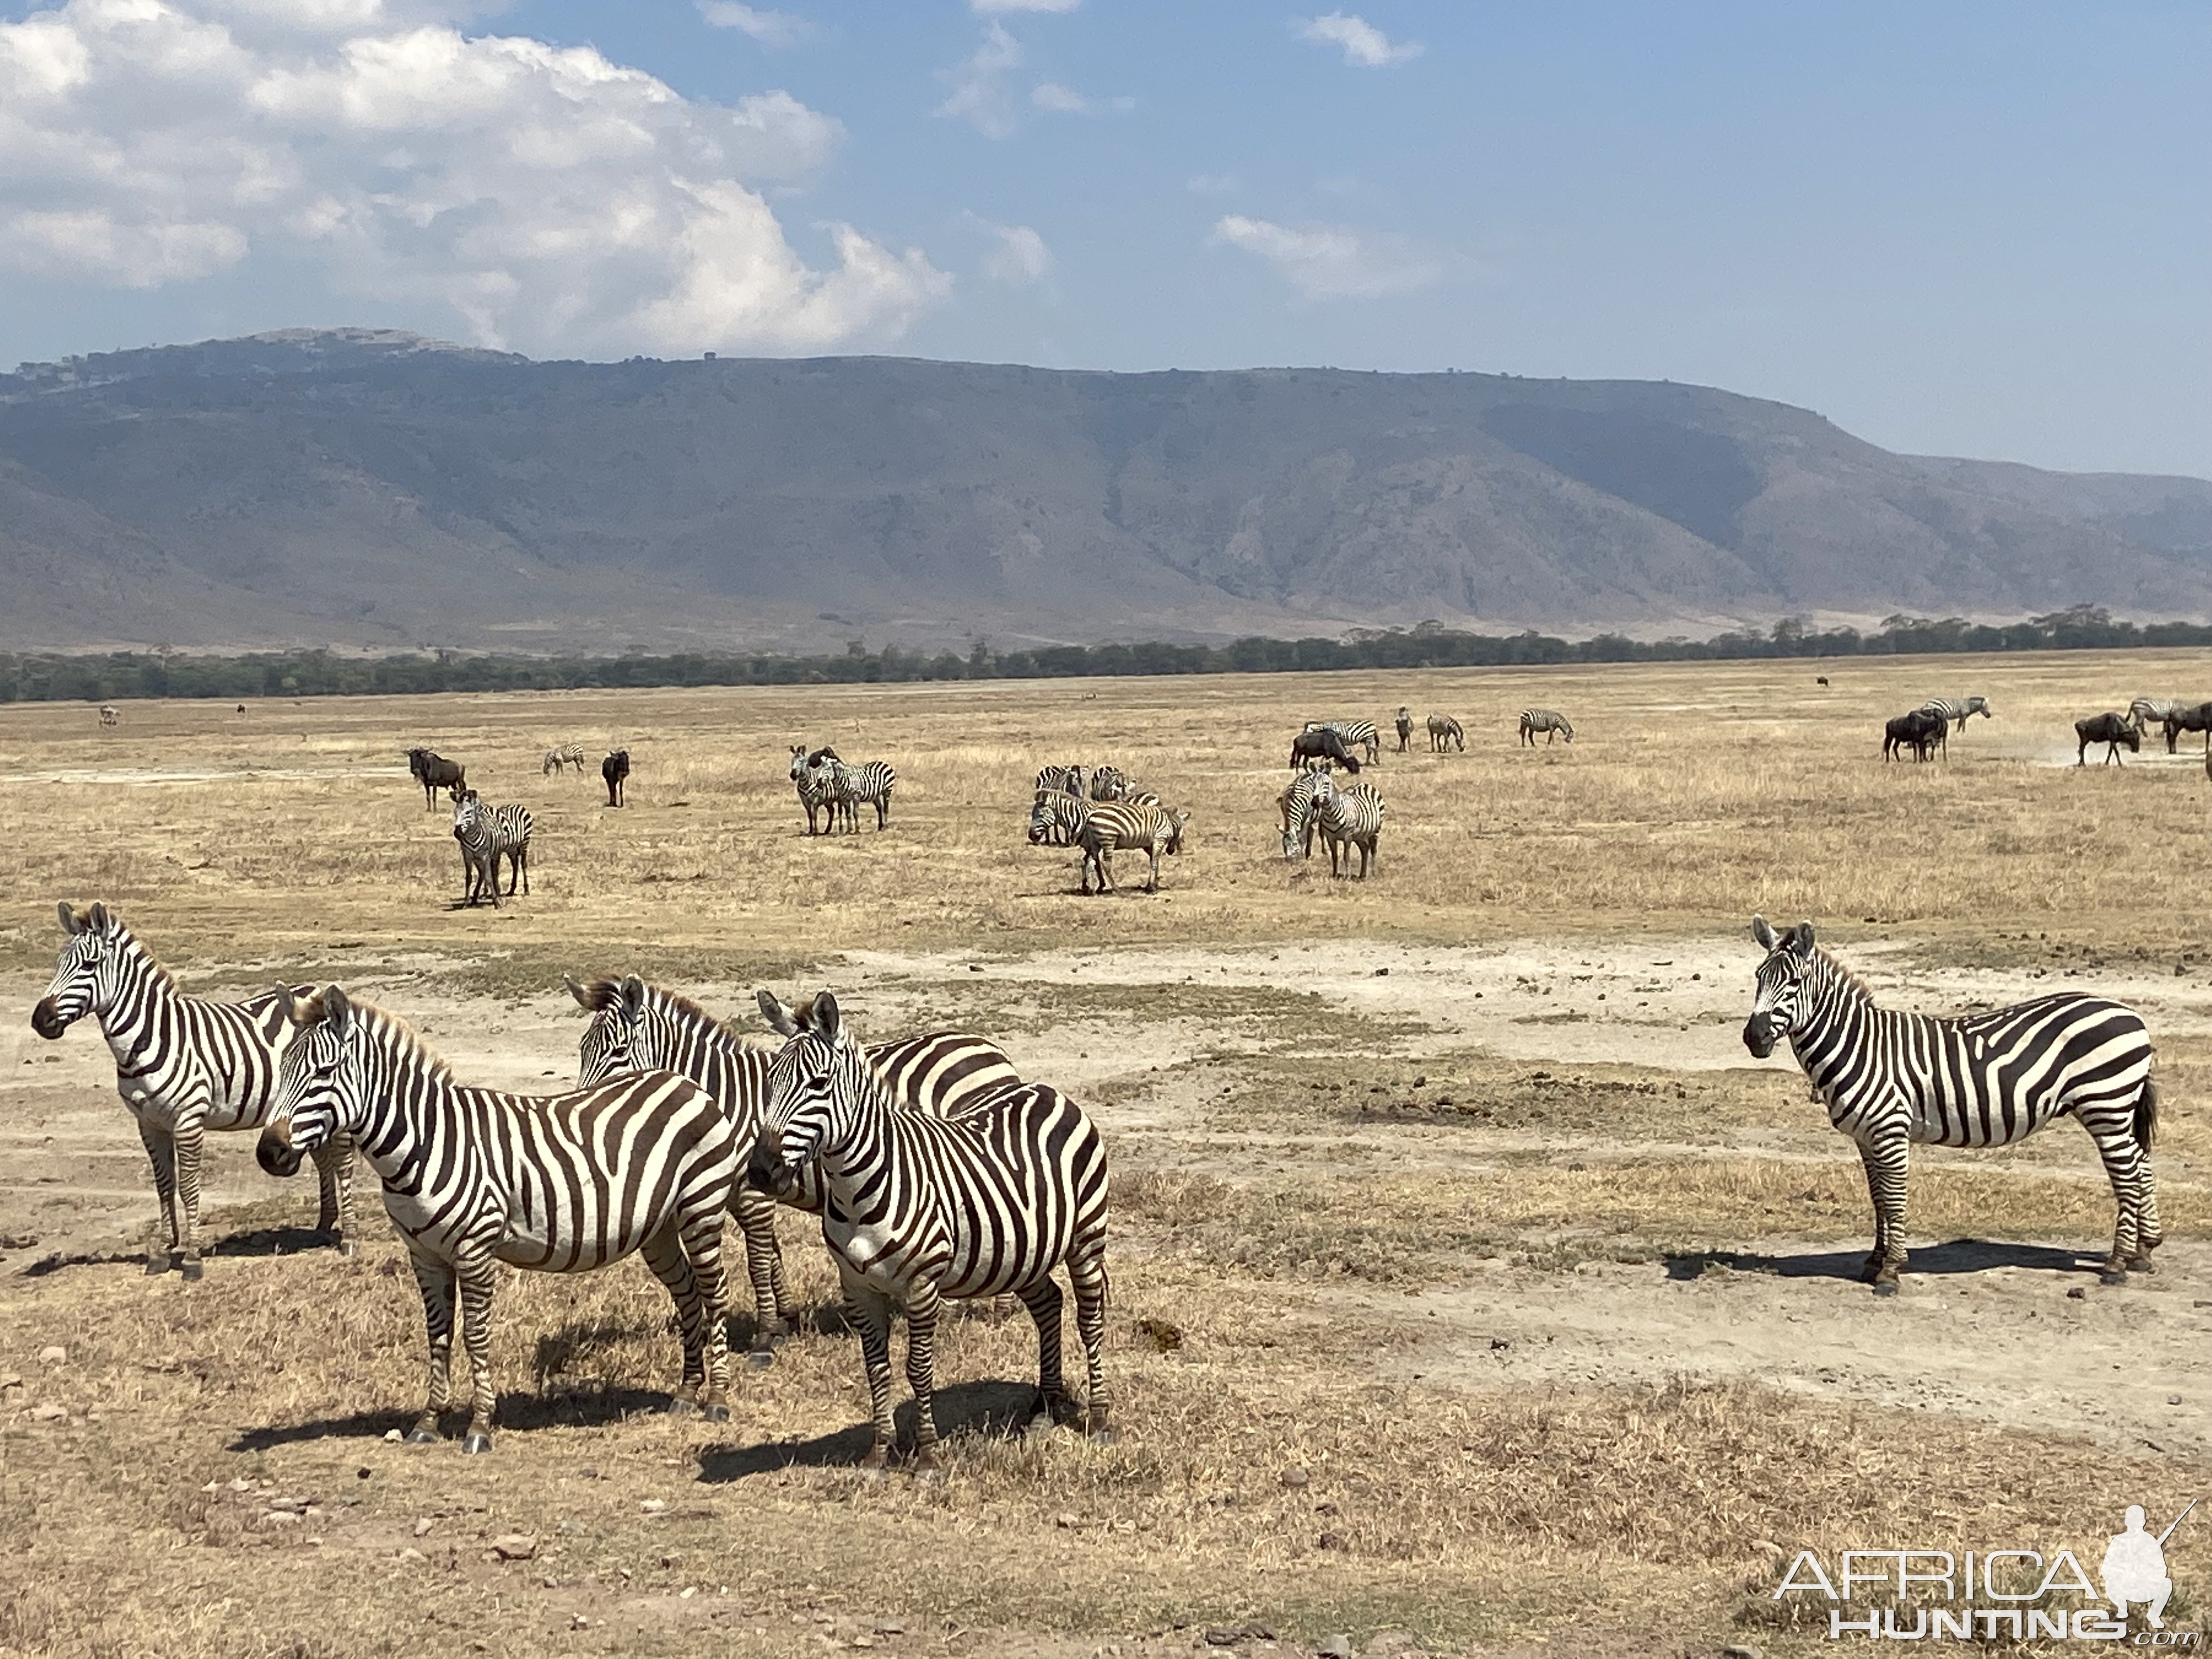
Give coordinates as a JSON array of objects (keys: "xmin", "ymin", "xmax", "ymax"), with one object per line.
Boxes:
[
  {"xmin": 1519, "ymin": 708, "xmax": 1573, "ymax": 746},
  {"xmin": 1394, "ymin": 707, "xmax": 1413, "ymax": 752},
  {"xmin": 1027, "ymin": 787, "xmax": 1088, "ymax": 850},
  {"xmin": 2076, "ymin": 713, "xmax": 2141, "ymax": 766},
  {"xmin": 257, "ymin": 986, "xmax": 738, "ymax": 1451},
  {"xmin": 452, "ymin": 790, "xmax": 533, "ymax": 905},
  {"xmin": 827, "ymin": 758, "xmax": 896, "ymax": 831},
  {"xmin": 1426, "ymin": 713, "xmax": 1465, "ymax": 752},
  {"xmin": 1317, "ymin": 780, "xmax": 1385, "ymax": 879},
  {"xmin": 98, "ymin": 704, "xmax": 119, "ymax": 728},
  {"xmin": 790, "ymin": 746, "xmax": 840, "ymax": 834},
  {"xmin": 1277, "ymin": 768, "xmax": 1332, "ymax": 860},
  {"xmin": 568, "ymin": 974, "xmax": 1022, "ymax": 1359},
  {"xmin": 1916, "ymin": 696, "xmax": 1993, "ymax": 736},
  {"xmin": 407, "ymin": 747, "xmax": 465, "ymax": 810},
  {"xmin": 29, "ymin": 902, "xmax": 354, "ymax": 1276},
  {"xmin": 1035, "ymin": 764, "xmax": 1087, "ymax": 797},
  {"xmin": 2127, "ymin": 698, "xmax": 2190, "ymax": 737},
  {"xmin": 1303, "ymin": 720, "xmax": 1381, "ymax": 764},
  {"xmin": 540, "ymin": 742, "xmax": 589, "ymax": 776},
  {"xmin": 1079, "ymin": 800, "xmax": 1189, "ymax": 894},
  {"xmin": 1742, "ymin": 916, "xmax": 2160, "ymax": 1294},
  {"xmin": 749, "ymin": 990, "xmax": 1111, "ymax": 1469},
  {"xmin": 602, "ymin": 748, "xmax": 630, "ymax": 807}
]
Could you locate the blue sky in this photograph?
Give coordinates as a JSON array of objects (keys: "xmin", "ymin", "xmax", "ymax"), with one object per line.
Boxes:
[{"xmin": 1, "ymin": 1, "xmax": 2205, "ymax": 476}]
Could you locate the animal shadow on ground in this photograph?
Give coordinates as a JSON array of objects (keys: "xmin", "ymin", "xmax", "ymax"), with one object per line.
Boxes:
[
  {"xmin": 229, "ymin": 1385, "xmax": 679, "ymax": 1452},
  {"xmin": 1664, "ymin": 1237, "xmax": 2093, "ymax": 1282},
  {"xmin": 21, "ymin": 1225, "xmax": 342, "ymax": 1277},
  {"xmin": 696, "ymin": 1379, "xmax": 1042, "ymax": 1480}
]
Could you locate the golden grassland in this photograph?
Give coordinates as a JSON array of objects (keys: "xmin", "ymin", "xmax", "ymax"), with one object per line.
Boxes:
[{"xmin": 2, "ymin": 649, "xmax": 2209, "ymax": 1658}]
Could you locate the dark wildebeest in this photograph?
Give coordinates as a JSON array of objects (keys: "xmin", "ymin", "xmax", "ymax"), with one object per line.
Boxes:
[
  {"xmin": 406, "ymin": 747, "xmax": 465, "ymax": 809},
  {"xmin": 1289, "ymin": 729, "xmax": 1362, "ymax": 773},
  {"xmin": 1815, "ymin": 676, "xmax": 1829, "ymax": 687},
  {"xmin": 2077, "ymin": 713, "xmax": 2141, "ymax": 767},
  {"xmin": 602, "ymin": 748, "xmax": 631, "ymax": 807},
  {"xmin": 2161, "ymin": 702, "xmax": 2212, "ymax": 755},
  {"xmin": 1882, "ymin": 709, "xmax": 1944, "ymax": 763}
]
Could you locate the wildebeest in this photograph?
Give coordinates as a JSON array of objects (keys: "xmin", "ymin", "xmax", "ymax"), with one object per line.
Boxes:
[
  {"xmin": 1289, "ymin": 728, "xmax": 1362, "ymax": 773},
  {"xmin": 2077, "ymin": 713, "xmax": 2141, "ymax": 766},
  {"xmin": 602, "ymin": 748, "xmax": 631, "ymax": 807},
  {"xmin": 1815, "ymin": 676, "xmax": 1829, "ymax": 687},
  {"xmin": 405, "ymin": 747, "xmax": 465, "ymax": 809},
  {"xmin": 1882, "ymin": 709, "xmax": 1944, "ymax": 762},
  {"xmin": 2161, "ymin": 702, "xmax": 2212, "ymax": 755}
]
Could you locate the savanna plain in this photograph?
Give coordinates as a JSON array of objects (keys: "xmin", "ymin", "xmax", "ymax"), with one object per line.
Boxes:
[{"xmin": 1, "ymin": 652, "xmax": 2208, "ymax": 1659}]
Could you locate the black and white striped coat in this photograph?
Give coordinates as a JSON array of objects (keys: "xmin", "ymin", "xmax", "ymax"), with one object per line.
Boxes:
[
  {"xmin": 1303, "ymin": 720, "xmax": 1381, "ymax": 764},
  {"xmin": 790, "ymin": 746, "xmax": 840, "ymax": 834},
  {"xmin": 827, "ymin": 758, "xmax": 896, "ymax": 831},
  {"xmin": 1742, "ymin": 916, "xmax": 2161, "ymax": 1293},
  {"xmin": 2127, "ymin": 698, "xmax": 2188, "ymax": 736},
  {"xmin": 1916, "ymin": 696, "xmax": 1992, "ymax": 734},
  {"xmin": 30, "ymin": 903, "xmax": 354, "ymax": 1275},
  {"xmin": 540, "ymin": 742, "xmax": 588, "ymax": 775},
  {"xmin": 748, "ymin": 990, "xmax": 1111, "ymax": 1470},
  {"xmin": 568, "ymin": 974, "xmax": 1020, "ymax": 1358},
  {"xmin": 1035, "ymin": 764, "xmax": 1087, "ymax": 797},
  {"xmin": 1426, "ymin": 713, "xmax": 1465, "ymax": 751},
  {"xmin": 1277, "ymin": 769, "xmax": 1332, "ymax": 860},
  {"xmin": 452, "ymin": 791, "xmax": 532, "ymax": 906},
  {"xmin": 1520, "ymin": 708, "xmax": 1573, "ymax": 745},
  {"xmin": 1317, "ymin": 780, "xmax": 1384, "ymax": 878},
  {"xmin": 257, "ymin": 987, "xmax": 740, "ymax": 1452}
]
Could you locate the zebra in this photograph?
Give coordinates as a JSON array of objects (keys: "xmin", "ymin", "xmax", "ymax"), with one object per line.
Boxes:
[
  {"xmin": 791, "ymin": 745, "xmax": 840, "ymax": 834},
  {"xmin": 1741, "ymin": 916, "xmax": 2161, "ymax": 1294},
  {"xmin": 1277, "ymin": 768, "xmax": 1333, "ymax": 861},
  {"xmin": 1393, "ymin": 707, "xmax": 1413, "ymax": 752},
  {"xmin": 540, "ymin": 742, "xmax": 589, "ymax": 776},
  {"xmin": 1520, "ymin": 708, "xmax": 1573, "ymax": 746},
  {"xmin": 29, "ymin": 902, "xmax": 354, "ymax": 1276},
  {"xmin": 602, "ymin": 748, "xmax": 630, "ymax": 807},
  {"xmin": 1317, "ymin": 780, "xmax": 1384, "ymax": 879},
  {"xmin": 1026, "ymin": 787, "xmax": 1087, "ymax": 850},
  {"xmin": 1916, "ymin": 696, "xmax": 1993, "ymax": 736},
  {"xmin": 407, "ymin": 747, "xmax": 465, "ymax": 810},
  {"xmin": 1087, "ymin": 765, "xmax": 1128, "ymax": 801},
  {"xmin": 1426, "ymin": 713, "xmax": 1465, "ymax": 752},
  {"xmin": 749, "ymin": 989, "xmax": 1111, "ymax": 1470},
  {"xmin": 567, "ymin": 974, "xmax": 1022, "ymax": 1360},
  {"xmin": 452, "ymin": 790, "xmax": 532, "ymax": 906},
  {"xmin": 256, "ymin": 985, "xmax": 738, "ymax": 1452},
  {"xmin": 827, "ymin": 758, "xmax": 896, "ymax": 831},
  {"xmin": 98, "ymin": 705, "xmax": 119, "ymax": 728},
  {"xmin": 2126, "ymin": 698, "xmax": 2190, "ymax": 738},
  {"xmin": 1074, "ymin": 799, "xmax": 1188, "ymax": 894},
  {"xmin": 1035, "ymin": 764, "xmax": 1087, "ymax": 797},
  {"xmin": 1303, "ymin": 720, "xmax": 1381, "ymax": 765}
]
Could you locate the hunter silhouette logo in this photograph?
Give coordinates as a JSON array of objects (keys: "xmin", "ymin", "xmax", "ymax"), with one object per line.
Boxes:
[{"xmin": 1774, "ymin": 1499, "xmax": 2200, "ymax": 1643}]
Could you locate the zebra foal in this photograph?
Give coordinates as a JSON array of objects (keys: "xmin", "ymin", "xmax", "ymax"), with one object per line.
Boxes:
[
  {"xmin": 30, "ymin": 902, "xmax": 354, "ymax": 1275},
  {"xmin": 1742, "ymin": 916, "xmax": 2160, "ymax": 1294},
  {"xmin": 257, "ymin": 986, "xmax": 738, "ymax": 1451},
  {"xmin": 568, "ymin": 974, "xmax": 1020, "ymax": 1361},
  {"xmin": 749, "ymin": 990, "xmax": 1111, "ymax": 1470}
]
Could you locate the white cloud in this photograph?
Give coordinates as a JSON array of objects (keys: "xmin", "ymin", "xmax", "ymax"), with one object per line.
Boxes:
[
  {"xmin": 1030, "ymin": 80, "xmax": 1087, "ymax": 113},
  {"xmin": 1209, "ymin": 215, "xmax": 1440, "ymax": 300},
  {"xmin": 934, "ymin": 20, "xmax": 1022, "ymax": 138},
  {"xmin": 1294, "ymin": 12, "xmax": 1423, "ymax": 68},
  {"xmin": 970, "ymin": 0, "xmax": 1077, "ymax": 12},
  {"xmin": 0, "ymin": 0, "xmax": 947, "ymax": 356},
  {"xmin": 973, "ymin": 218, "xmax": 1050, "ymax": 286},
  {"xmin": 1186, "ymin": 172, "xmax": 1238, "ymax": 195},
  {"xmin": 696, "ymin": 2, "xmax": 806, "ymax": 48}
]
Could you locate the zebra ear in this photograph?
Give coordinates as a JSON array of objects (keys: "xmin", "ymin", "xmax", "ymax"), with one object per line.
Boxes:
[
  {"xmin": 86, "ymin": 901, "xmax": 114, "ymax": 934},
  {"xmin": 276, "ymin": 984, "xmax": 303, "ymax": 1025},
  {"xmin": 57, "ymin": 901, "xmax": 81, "ymax": 936},
  {"xmin": 563, "ymin": 974, "xmax": 591, "ymax": 1009},
  {"xmin": 619, "ymin": 975, "xmax": 647, "ymax": 1021},
  {"xmin": 1791, "ymin": 922, "xmax": 1817, "ymax": 956},
  {"xmin": 756, "ymin": 990, "xmax": 799, "ymax": 1036},
  {"xmin": 321, "ymin": 986, "xmax": 353, "ymax": 1036},
  {"xmin": 1751, "ymin": 915, "xmax": 1778, "ymax": 951},
  {"xmin": 812, "ymin": 991, "xmax": 842, "ymax": 1042}
]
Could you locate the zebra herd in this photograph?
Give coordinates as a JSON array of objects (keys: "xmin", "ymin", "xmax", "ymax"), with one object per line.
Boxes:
[
  {"xmin": 35, "ymin": 902, "xmax": 1110, "ymax": 1467},
  {"xmin": 1026, "ymin": 764, "xmax": 1189, "ymax": 894}
]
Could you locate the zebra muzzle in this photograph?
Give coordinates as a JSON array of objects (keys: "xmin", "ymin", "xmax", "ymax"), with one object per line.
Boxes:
[
  {"xmin": 256, "ymin": 1122, "xmax": 303, "ymax": 1178},
  {"xmin": 1742, "ymin": 1014, "xmax": 1777, "ymax": 1059},
  {"xmin": 30, "ymin": 998, "xmax": 69, "ymax": 1040}
]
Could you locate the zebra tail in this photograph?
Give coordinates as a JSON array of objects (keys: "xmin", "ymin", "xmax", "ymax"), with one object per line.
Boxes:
[{"xmin": 2134, "ymin": 1077, "xmax": 2158, "ymax": 1153}]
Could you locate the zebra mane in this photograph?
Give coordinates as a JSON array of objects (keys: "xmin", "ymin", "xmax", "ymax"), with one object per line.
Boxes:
[
  {"xmin": 312, "ymin": 992, "xmax": 454, "ymax": 1081},
  {"xmin": 101, "ymin": 920, "xmax": 179, "ymax": 992},
  {"xmin": 1806, "ymin": 943, "xmax": 1876, "ymax": 1006}
]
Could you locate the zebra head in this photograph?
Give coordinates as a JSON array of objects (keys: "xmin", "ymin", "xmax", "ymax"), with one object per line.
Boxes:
[
  {"xmin": 259, "ymin": 985, "xmax": 365, "ymax": 1177},
  {"xmin": 569, "ymin": 973, "xmax": 654, "ymax": 1086},
  {"xmin": 1028, "ymin": 789, "xmax": 1085, "ymax": 846},
  {"xmin": 452, "ymin": 789, "xmax": 482, "ymax": 835},
  {"xmin": 33, "ymin": 901, "xmax": 126, "ymax": 1039},
  {"xmin": 1743, "ymin": 915, "xmax": 1819, "ymax": 1058},
  {"xmin": 749, "ymin": 990, "xmax": 871, "ymax": 1191}
]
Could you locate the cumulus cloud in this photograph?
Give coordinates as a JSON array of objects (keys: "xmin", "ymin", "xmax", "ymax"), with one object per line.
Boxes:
[
  {"xmin": 0, "ymin": 0, "xmax": 949, "ymax": 355},
  {"xmin": 1030, "ymin": 80, "xmax": 1087, "ymax": 112},
  {"xmin": 972, "ymin": 218, "xmax": 1051, "ymax": 286},
  {"xmin": 696, "ymin": 2, "xmax": 806, "ymax": 47},
  {"xmin": 1208, "ymin": 215, "xmax": 1439, "ymax": 300},
  {"xmin": 1294, "ymin": 12, "xmax": 1423, "ymax": 68},
  {"xmin": 934, "ymin": 20, "xmax": 1023, "ymax": 138}
]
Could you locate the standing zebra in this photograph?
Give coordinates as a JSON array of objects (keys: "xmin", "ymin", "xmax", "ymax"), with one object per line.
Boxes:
[
  {"xmin": 257, "ymin": 986, "xmax": 738, "ymax": 1451},
  {"xmin": 1317, "ymin": 780, "xmax": 1384, "ymax": 879},
  {"xmin": 1027, "ymin": 787, "xmax": 1087, "ymax": 849},
  {"xmin": 1086, "ymin": 765, "xmax": 1128, "ymax": 800},
  {"xmin": 1519, "ymin": 708, "xmax": 1573, "ymax": 746},
  {"xmin": 827, "ymin": 758, "xmax": 897, "ymax": 831},
  {"xmin": 98, "ymin": 705, "xmax": 119, "ymax": 729},
  {"xmin": 749, "ymin": 990, "xmax": 1111, "ymax": 1469},
  {"xmin": 1426, "ymin": 713, "xmax": 1465, "ymax": 752},
  {"xmin": 2127, "ymin": 698, "xmax": 2190, "ymax": 738},
  {"xmin": 1277, "ymin": 768, "xmax": 1332, "ymax": 861},
  {"xmin": 568, "ymin": 974, "xmax": 1021, "ymax": 1360},
  {"xmin": 29, "ymin": 902, "xmax": 354, "ymax": 1276},
  {"xmin": 1303, "ymin": 720, "xmax": 1381, "ymax": 765},
  {"xmin": 1742, "ymin": 916, "xmax": 2160, "ymax": 1294},
  {"xmin": 1393, "ymin": 707, "xmax": 1413, "ymax": 753},
  {"xmin": 452, "ymin": 791, "xmax": 532, "ymax": 906},
  {"xmin": 540, "ymin": 742, "xmax": 589, "ymax": 776},
  {"xmin": 791, "ymin": 746, "xmax": 840, "ymax": 834},
  {"xmin": 1035, "ymin": 764, "xmax": 1087, "ymax": 797},
  {"xmin": 1917, "ymin": 696, "xmax": 1993, "ymax": 735}
]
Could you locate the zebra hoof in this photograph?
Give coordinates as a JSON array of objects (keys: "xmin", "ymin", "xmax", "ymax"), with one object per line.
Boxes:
[
  {"xmin": 144, "ymin": 1254, "xmax": 172, "ymax": 1276},
  {"xmin": 2099, "ymin": 1268, "xmax": 2129, "ymax": 1288},
  {"xmin": 746, "ymin": 1348, "xmax": 777, "ymax": 1371},
  {"xmin": 179, "ymin": 1257, "xmax": 204, "ymax": 1282},
  {"xmin": 460, "ymin": 1432, "xmax": 493, "ymax": 1455},
  {"xmin": 2128, "ymin": 1257, "xmax": 2156, "ymax": 1274},
  {"xmin": 910, "ymin": 1463, "xmax": 945, "ymax": 1487},
  {"xmin": 404, "ymin": 1426, "xmax": 442, "ymax": 1446},
  {"xmin": 701, "ymin": 1402, "xmax": 730, "ymax": 1424},
  {"xmin": 1086, "ymin": 1425, "xmax": 1119, "ymax": 1446},
  {"xmin": 1871, "ymin": 1279, "xmax": 1900, "ymax": 1299},
  {"xmin": 665, "ymin": 1396, "xmax": 697, "ymax": 1418},
  {"xmin": 333, "ymin": 1237, "xmax": 357, "ymax": 1259}
]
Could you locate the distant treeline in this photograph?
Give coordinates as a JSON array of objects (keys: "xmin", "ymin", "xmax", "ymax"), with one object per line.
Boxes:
[{"xmin": 3, "ymin": 606, "xmax": 2205, "ymax": 704}]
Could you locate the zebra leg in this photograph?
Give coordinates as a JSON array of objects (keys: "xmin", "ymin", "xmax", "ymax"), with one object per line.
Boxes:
[
  {"xmin": 135, "ymin": 1116, "xmax": 180, "ymax": 1274},
  {"xmin": 406, "ymin": 1251, "xmax": 458, "ymax": 1443},
  {"xmin": 172, "ymin": 1114, "xmax": 207, "ymax": 1279},
  {"xmin": 679, "ymin": 1210, "xmax": 733, "ymax": 1420},
  {"xmin": 2083, "ymin": 1121, "xmax": 2155, "ymax": 1281},
  {"xmin": 904, "ymin": 1279, "xmax": 945, "ymax": 1475},
  {"xmin": 1069, "ymin": 1244, "xmax": 1111, "ymax": 1437},
  {"xmin": 455, "ymin": 1259, "xmax": 499, "ymax": 1453},
  {"xmin": 1017, "ymin": 1273, "xmax": 1074, "ymax": 1429},
  {"xmin": 729, "ymin": 1190, "xmax": 792, "ymax": 1365},
  {"xmin": 1857, "ymin": 1135, "xmax": 1911, "ymax": 1294},
  {"xmin": 640, "ymin": 1224, "xmax": 712, "ymax": 1412},
  {"xmin": 842, "ymin": 1274, "xmax": 899, "ymax": 1470},
  {"xmin": 309, "ymin": 1134, "xmax": 356, "ymax": 1254}
]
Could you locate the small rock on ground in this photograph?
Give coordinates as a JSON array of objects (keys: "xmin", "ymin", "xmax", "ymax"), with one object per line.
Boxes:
[{"xmin": 490, "ymin": 1534, "xmax": 537, "ymax": 1560}]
